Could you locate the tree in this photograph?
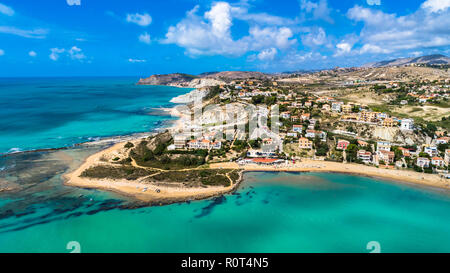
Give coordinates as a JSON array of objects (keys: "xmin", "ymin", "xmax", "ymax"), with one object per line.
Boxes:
[{"xmin": 346, "ymin": 144, "xmax": 358, "ymax": 162}]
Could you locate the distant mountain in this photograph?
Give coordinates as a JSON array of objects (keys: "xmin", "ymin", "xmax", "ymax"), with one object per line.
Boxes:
[{"xmin": 363, "ymin": 54, "xmax": 450, "ymax": 68}]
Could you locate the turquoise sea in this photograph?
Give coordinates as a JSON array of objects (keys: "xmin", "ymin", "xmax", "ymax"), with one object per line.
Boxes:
[
  {"xmin": 0, "ymin": 77, "xmax": 189, "ymax": 154},
  {"xmin": 0, "ymin": 172, "xmax": 449, "ymax": 253},
  {"xmin": 0, "ymin": 78, "xmax": 449, "ymax": 253}
]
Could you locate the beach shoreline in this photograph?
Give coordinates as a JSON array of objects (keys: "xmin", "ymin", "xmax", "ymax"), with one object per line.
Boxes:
[{"xmin": 210, "ymin": 161, "xmax": 449, "ymax": 190}]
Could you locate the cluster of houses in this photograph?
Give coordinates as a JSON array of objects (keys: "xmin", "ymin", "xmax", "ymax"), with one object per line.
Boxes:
[
  {"xmin": 169, "ymin": 79, "xmax": 449, "ymax": 175},
  {"xmin": 334, "ymin": 138, "xmax": 450, "ymax": 169},
  {"xmin": 170, "ymin": 134, "xmax": 222, "ymax": 151}
]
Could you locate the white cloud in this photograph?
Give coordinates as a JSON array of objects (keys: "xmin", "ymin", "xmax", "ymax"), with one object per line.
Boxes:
[
  {"xmin": 139, "ymin": 32, "xmax": 151, "ymax": 44},
  {"xmin": 128, "ymin": 58, "xmax": 147, "ymax": 63},
  {"xmin": 359, "ymin": 44, "xmax": 390, "ymax": 54},
  {"xmin": 49, "ymin": 46, "xmax": 86, "ymax": 61},
  {"xmin": 49, "ymin": 48, "xmax": 65, "ymax": 61},
  {"xmin": 66, "ymin": 0, "xmax": 81, "ymax": 6},
  {"xmin": 0, "ymin": 49, "xmax": 4, "ymax": 56},
  {"xmin": 126, "ymin": 13, "xmax": 152, "ymax": 27},
  {"xmin": 28, "ymin": 50, "xmax": 37, "ymax": 57},
  {"xmin": 257, "ymin": 48, "xmax": 277, "ymax": 61},
  {"xmin": 68, "ymin": 46, "xmax": 86, "ymax": 60},
  {"xmin": 302, "ymin": 27, "xmax": 328, "ymax": 47},
  {"xmin": 366, "ymin": 0, "xmax": 381, "ymax": 6},
  {"xmin": 300, "ymin": 0, "xmax": 333, "ymax": 23},
  {"xmin": 0, "ymin": 2, "xmax": 14, "ymax": 16},
  {"xmin": 163, "ymin": 2, "xmax": 296, "ymax": 57},
  {"xmin": 335, "ymin": 42, "xmax": 353, "ymax": 56},
  {"xmin": 346, "ymin": 4, "xmax": 450, "ymax": 55},
  {"xmin": 421, "ymin": 0, "xmax": 450, "ymax": 13},
  {"xmin": 0, "ymin": 26, "xmax": 48, "ymax": 39},
  {"xmin": 247, "ymin": 26, "xmax": 296, "ymax": 50}
]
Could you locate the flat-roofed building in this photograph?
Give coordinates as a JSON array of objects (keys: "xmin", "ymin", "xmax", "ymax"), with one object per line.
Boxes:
[{"xmin": 299, "ymin": 137, "xmax": 313, "ymax": 150}]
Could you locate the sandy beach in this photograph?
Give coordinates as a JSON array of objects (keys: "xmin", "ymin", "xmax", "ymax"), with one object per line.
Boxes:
[{"xmin": 210, "ymin": 161, "xmax": 450, "ymax": 190}]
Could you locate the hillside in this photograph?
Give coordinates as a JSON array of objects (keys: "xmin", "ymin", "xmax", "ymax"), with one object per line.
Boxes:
[
  {"xmin": 137, "ymin": 73, "xmax": 197, "ymax": 86},
  {"xmin": 363, "ymin": 54, "xmax": 450, "ymax": 68}
]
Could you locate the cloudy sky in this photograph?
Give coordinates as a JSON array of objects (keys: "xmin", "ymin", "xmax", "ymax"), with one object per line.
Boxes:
[{"xmin": 0, "ymin": 0, "xmax": 449, "ymax": 76}]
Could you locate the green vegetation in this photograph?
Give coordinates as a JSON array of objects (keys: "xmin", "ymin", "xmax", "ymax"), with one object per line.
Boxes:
[
  {"xmin": 149, "ymin": 169, "xmax": 240, "ymax": 187},
  {"xmin": 130, "ymin": 140, "xmax": 207, "ymax": 170},
  {"xmin": 81, "ymin": 165, "xmax": 156, "ymax": 180},
  {"xmin": 124, "ymin": 142, "xmax": 134, "ymax": 149}
]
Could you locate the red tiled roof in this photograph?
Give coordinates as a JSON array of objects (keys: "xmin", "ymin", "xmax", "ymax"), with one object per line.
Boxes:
[{"xmin": 251, "ymin": 158, "xmax": 279, "ymax": 163}]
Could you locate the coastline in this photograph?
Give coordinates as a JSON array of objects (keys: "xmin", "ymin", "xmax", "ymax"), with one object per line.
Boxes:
[
  {"xmin": 62, "ymin": 86, "xmax": 449, "ymax": 204},
  {"xmin": 210, "ymin": 161, "xmax": 450, "ymax": 190}
]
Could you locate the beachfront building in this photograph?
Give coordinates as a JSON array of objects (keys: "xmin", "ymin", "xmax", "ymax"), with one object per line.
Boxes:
[
  {"xmin": 174, "ymin": 135, "xmax": 187, "ymax": 149},
  {"xmin": 357, "ymin": 150, "xmax": 372, "ymax": 164},
  {"xmin": 400, "ymin": 119, "xmax": 414, "ymax": 131},
  {"xmin": 377, "ymin": 150, "xmax": 395, "ymax": 164},
  {"xmin": 299, "ymin": 137, "xmax": 313, "ymax": 150},
  {"xmin": 417, "ymin": 157, "xmax": 430, "ymax": 168},
  {"xmin": 445, "ymin": 149, "xmax": 450, "ymax": 166},
  {"xmin": 398, "ymin": 147, "xmax": 411, "ymax": 157},
  {"xmin": 423, "ymin": 145, "xmax": 438, "ymax": 157},
  {"xmin": 188, "ymin": 139, "xmax": 221, "ymax": 150},
  {"xmin": 377, "ymin": 141, "xmax": 391, "ymax": 152},
  {"xmin": 431, "ymin": 157, "xmax": 445, "ymax": 167},
  {"xmin": 247, "ymin": 149, "xmax": 276, "ymax": 158},
  {"xmin": 336, "ymin": 140, "xmax": 350, "ymax": 150}
]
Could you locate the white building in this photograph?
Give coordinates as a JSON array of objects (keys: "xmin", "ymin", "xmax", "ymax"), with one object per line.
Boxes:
[
  {"xmin": 431, "ymin": 157, "xmax": 445, "ymax": 167},
  {"xmin": 423, "ymin": 145, "xmax": 438, "ymax": 157},
  {"xmin": 357, "ymin": 150, "xmax": 372, "ymax": 164},
  {"xmin": 377, "ymin": 141, "xmax": 391, "ymax": 152},
  {"xmin": 417, "ymin": 157, "xmax": 430, "ymax": 168},
  {"xmin": 400, "ymin": 119, "xmax": 414, "ymax": 131},
  {"xmin": 331, "ymin": 102, "xmax": 342, "ymax": 112}
]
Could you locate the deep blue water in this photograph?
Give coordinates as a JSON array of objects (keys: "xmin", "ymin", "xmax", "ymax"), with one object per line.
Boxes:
[{"xmin": 0, "ymin": 77, "xmax": 190, "ymax": 154}]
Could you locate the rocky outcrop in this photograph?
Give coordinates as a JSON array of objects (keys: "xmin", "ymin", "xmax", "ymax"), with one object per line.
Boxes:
[
  {"xmin": 170, "ymin": 89, "xmax": 209, "ymax": 104},
  {"xmin": 137, "ymin": 73, "xmax": 198, "ymax": 87},
  {"xmin": 137, "ymin": 71, "xmax": 265, "ymax": 87}
]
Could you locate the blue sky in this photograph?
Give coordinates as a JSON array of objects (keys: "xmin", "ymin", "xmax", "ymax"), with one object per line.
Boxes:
[{"xmin": 0, "ymin": 0, "xmax": 449, "ymax": 77}]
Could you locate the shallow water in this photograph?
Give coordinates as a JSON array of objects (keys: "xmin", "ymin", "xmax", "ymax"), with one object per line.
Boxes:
[{"xmin": 0, "ymin": 171, "xmax": 449, "ymax": 253}]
